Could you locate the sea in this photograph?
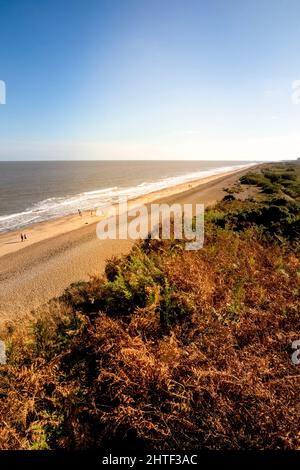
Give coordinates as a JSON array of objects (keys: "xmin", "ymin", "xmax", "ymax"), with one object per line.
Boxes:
[{"xmin": 0, "ymin": 160, "xmax": 257, "ymax": 233}]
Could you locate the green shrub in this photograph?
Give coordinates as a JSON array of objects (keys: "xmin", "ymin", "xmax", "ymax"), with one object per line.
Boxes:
[
  {"xmin": 240, "ymin": 173, "xmax": 263, "ymax": 185},
  {"xmin": 223, "ymin": 194, "xmax": 236, "ymax": 202}
]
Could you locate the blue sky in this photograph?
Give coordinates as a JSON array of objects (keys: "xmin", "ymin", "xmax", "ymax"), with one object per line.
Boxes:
[{"xmin": 0, "ymin": 0, "xmax": 300, "ymax": 160}]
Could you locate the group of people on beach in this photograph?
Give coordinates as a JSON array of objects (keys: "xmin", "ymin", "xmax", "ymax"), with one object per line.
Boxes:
[
  {"xmin": 19, "ymin": 209, "xmax": 95, "ymax": 243},
  {"xmin": 78, "ymin": 209, "xmax": 96, "ymax": 217}
]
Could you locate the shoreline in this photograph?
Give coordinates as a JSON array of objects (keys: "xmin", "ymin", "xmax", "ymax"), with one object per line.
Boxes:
[
  {"xmin": 0, "ymin": 164, "xmax": 256, "ymax": 259},
  {"xmin": 0, "ymin": 164, "xmax": 261, "ymax": 323}
]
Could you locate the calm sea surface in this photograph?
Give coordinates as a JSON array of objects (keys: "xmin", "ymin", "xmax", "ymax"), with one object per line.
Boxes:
[{"xmin": 0, "ymin": 160, "xmax": 256, "ymax": 232}]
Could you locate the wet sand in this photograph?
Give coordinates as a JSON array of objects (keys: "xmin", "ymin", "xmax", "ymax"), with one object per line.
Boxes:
[{"xmin": 0, "ymin": 166, "xmax": 258, "ymax": 323}]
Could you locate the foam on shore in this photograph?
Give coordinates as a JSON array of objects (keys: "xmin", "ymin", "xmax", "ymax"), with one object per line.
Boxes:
[{"xmin": 0, "ymin": 163, "xmax": 256, "ymax": 233}]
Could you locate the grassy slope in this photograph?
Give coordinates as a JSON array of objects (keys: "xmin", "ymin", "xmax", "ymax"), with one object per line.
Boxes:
[{"xmin": 0, "ymin": 162, "xmax": 299, "ymax": 450}]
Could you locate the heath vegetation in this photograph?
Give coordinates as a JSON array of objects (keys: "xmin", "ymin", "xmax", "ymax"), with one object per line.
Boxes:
[{"xmin": 0, "ymin": 163, "xmax": 299, "ymax": 450}]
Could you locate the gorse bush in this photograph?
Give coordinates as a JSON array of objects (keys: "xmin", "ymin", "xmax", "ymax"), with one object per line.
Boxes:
[
  {"xmin": 0, "ymin": 163, "xmax": 299, "ymax": 450},
  {"xmin": 212, "ymin": 194, "xmax": 300, "ymax": 244},
  {"xmin": 62, "ymin": 248, "xmax": 186, "ymax": 328},
  {"xmin": 240, "ymin": 164, "xmax": 300, "ymax": 201},
  {"xmin": 240, "ymin": 172, "xmax": 264, "ymax": 186}
]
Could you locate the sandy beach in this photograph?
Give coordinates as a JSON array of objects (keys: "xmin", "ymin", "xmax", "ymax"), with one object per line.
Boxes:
[{"xmin": 0, "ymin": 165, "xmax": 259, "ymax": 323}]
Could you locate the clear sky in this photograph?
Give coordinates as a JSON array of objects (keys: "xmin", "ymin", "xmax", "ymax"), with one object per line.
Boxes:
[{"xmin": 0, "ymin": 0, "xmax": 300, "ymax": 161}]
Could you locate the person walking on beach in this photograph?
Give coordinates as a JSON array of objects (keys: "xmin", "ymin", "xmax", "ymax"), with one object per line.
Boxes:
[
  {"xmin": 20, "ymin": 233, "xmax": 24, "ymax": 242},
  {"xmin": 78, "ymin": 209, "xmax": 82, "ymax": 217},
  {"xmin": 24, "ymin": 233, "xmax": 27, "ymax": 240}
]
